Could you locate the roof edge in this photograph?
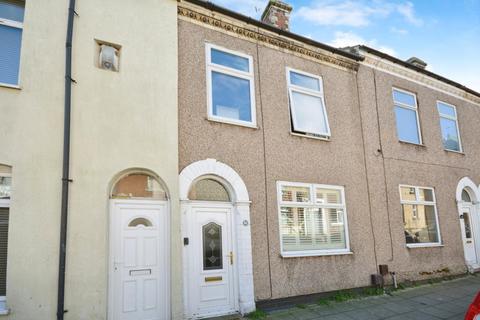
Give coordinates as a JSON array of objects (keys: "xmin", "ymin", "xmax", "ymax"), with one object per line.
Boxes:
[
  {"xmin": 357, "ymin": 45, "xmax": 480, "ymax": 99},
  {"xmin": 182, "ymin": 0, "xmax": 363, "ymax": 62}
]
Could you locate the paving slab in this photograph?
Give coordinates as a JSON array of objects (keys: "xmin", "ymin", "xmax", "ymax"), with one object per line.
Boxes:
[{"xmin": 259, "ymin": 275, "xmax": 480, "ymax": 320}]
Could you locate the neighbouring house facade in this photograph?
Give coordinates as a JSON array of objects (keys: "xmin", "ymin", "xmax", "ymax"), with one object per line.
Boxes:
[
  {"xmin": 1, "ymin": 0, "xmax": 480, "ymax": 319},
  {"xmin": 0, "ymin": 0, "xmax": 181, "ymax": 320}
]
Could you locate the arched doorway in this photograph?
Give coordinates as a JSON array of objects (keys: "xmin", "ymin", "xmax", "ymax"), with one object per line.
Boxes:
[
  {"xmin": 108, "ymin": 171, "xmax": 170, "ymax": 320},
  {"xmin": 179, "ymin": 159, "xmax": 255, "ymax": 318},
  {"xmin": 456, "ymin": 177, "xmax": 480, "ymax": 271}
]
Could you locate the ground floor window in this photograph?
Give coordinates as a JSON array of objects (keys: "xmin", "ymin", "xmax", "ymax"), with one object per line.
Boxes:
[
  {"xmin": 277, "ymin": 182, "xmax": 350, "ymax": 257},
  {"xmin": 399, "ymin": 185, "xmax": 441, "ymax": 247}
]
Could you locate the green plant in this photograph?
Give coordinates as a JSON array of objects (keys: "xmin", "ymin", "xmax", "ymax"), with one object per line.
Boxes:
[
  {"xmin": 316, "ymin": 298, "xmax": 330, "ymax": 306},
  {"xmin": 332, "ymin": 290, "xmax": 357, "ymax": 302},
  {"xmin": 362, "ymin": 287, "xmax": 384, "ymax": 296},
  {"xmin": 396, "ymin": 283, "xmax": 406, "ymax": 290},
  {"xmin": 247, "ymin": 309, "xmax": 267, "ymax": 320}
]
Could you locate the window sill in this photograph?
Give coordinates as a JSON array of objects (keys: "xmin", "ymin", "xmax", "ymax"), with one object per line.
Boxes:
[
  {"xmin": 406, "ymin": 243, "xmax": 444, "ymax": 249},
  {"xmin": 207, "ymin": 117, "xmax": 258, "ymax": 129},
  {"xmin": 399, "ymin": 140, "xmax": 426, "ymax": 147},
  {"xmin": 281, "ymin": 250, "xmax": 353, "ymax": 258},
  {"xmin": 0, "ymin": 82, "xmax": 21, "ymax": 90},
  {"xmin": 444, "ymin": 149, "xmax": 465, "ymax": 155},
  {"xmin": 290, "ymin": 132, "xmax": 331, "ymax": 141}
]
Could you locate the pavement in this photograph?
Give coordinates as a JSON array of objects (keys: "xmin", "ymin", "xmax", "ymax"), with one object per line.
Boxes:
[{"xmin": 263, "ymin": 275, "xmax": 480, "ymax": 320}]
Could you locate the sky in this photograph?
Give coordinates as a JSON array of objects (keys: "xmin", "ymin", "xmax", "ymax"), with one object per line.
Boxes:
[{"xmin": 210, "ymin": 0, "xmax": 480, "ymax": 92}]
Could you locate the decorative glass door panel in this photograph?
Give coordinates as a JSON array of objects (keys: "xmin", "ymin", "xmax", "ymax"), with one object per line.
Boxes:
[
  {"xmin": 203, "ymin": 222, "xmax": 223, "ymax": 270},
  {"xmin": 186, "ymin": 206, "xmax": 237, "ymax": 318}
]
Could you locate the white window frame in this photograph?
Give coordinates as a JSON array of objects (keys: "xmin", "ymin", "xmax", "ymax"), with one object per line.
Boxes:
[
  {"xmin": 286, "ymin": 67, "xmax": 331, "ymax": 138},
  {"xmin": 392, "ymin": 88, "xmax": 422, "ymax": 145},
  {"xmin": 399, "ymin": 184, "xmax": 442, "ymax": 248},
  {"xmin": 0, "ymin": 9, "xmax": 24, "ymax": 89},
  {"xmin": 205, "ymin": 43, "xmax": 256, "ymax": 128},
  {"xmin": 0, "ymin": 173, "xmax": 10, "ymax": 314},
  {"xmin": 276, "ymin": 181, "xmax": 351, "ymax": 257},
  {"xmin": 437, "ymin": 100, "xmax": 462, "ymax": 153}
]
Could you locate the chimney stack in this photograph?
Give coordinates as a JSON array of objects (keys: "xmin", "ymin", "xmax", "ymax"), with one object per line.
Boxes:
[
  {"xmin": 406, "ymin": 57, "xmax": 427, "ymax": 69},
  {"xmin": 261, "ymin": 0, "xmax": 293, "ymax": 31}
]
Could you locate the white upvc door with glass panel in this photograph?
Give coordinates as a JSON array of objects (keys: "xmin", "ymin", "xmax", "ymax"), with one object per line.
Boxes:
[
  {"xmin": 109, "ymin": 200, "xmax": 169, "ymax": 320},
  {"xmin": 460, "ymin": 205, "xmax": 479, "ymax": 268},
  {"xmin": 185, "ymin": 204, "xmax": 238, "ymax": 319}
]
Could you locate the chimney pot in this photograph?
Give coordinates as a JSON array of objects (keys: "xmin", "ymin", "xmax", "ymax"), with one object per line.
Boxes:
[
  {"xmin": 261, "ymin": 0, "xmax": 293, "ymax": 31},
  {"xmin": 406, "ymin": 57, "xmax": 427, "ymax": 69}
]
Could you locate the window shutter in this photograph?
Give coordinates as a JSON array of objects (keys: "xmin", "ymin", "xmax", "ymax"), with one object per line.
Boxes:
[{"xmin": 0, "ymin": 208, "xmax": 8, "ymax": 296}]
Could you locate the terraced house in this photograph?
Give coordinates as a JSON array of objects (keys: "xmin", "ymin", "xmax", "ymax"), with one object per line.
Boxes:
[{"xmin": 0, "ymin": 0, "xmax": 479, "ymax": 319}]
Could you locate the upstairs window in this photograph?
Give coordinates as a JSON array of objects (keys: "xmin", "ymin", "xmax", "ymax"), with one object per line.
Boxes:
[
  {"xmin": 393, "ymin": 88, "xmax": 422, "ymax": 144},
  {"xmin": 206, "ymin": 44, "xmax": 256, "ymax": 127},
  {"xmin": 277, "ymin": 182, "xmax": 350, "ymax": 257},
  {"xmin": 437, "ymin": 101, "xmax": 462, "ymax": 152},
  {"xmin": 0, "ymin": 0, "xmax": 24, "ymax": 86},
  {"xmin": 287, "ymin": 68, "xmax": 330, "ymax": 138},
  {"xmin": 399, "ymin": 185, "xmax": 441, "ymax": 247}
]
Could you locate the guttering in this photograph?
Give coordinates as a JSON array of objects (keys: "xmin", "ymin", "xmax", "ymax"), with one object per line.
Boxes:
[
  {"xmin": 57, "ymin": 0, "xmax": 76, "ymax": 319},
  {"xmin": 182, "ymin": 0, "xmax": 363, "ymax": 62}
]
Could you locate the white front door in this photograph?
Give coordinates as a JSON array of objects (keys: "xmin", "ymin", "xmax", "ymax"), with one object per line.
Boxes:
[
  {"xmin": 185, "ymin": 204, "xmax": 238, "ymax": 318},
  {"xmin": 460, "ymin": 205, "xmax": 479, "ymax": 268},
  {"xmin": 109, "ymin": 200, "xmax": 169, "ymax": 320}
]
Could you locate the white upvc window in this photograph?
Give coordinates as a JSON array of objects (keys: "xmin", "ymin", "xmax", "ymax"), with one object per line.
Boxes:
[
  {"xmin": 277, "ymin": 182, "xmax": 350, "ymax": 257},
  {"xmin": 205, "ymin": 43, "xmax": 256, "ymax": 127},
  {"xmin": 399, "ymin": 185, "xmax": 442, "ymax": 248},
  {"xmin": 0, "ymin": 0, "xmax": 25, "ymax": 87},
  {"xmin": 437, "ymin": 101, "xmax": 462, "ymax": 152},
  {"xmin": 0, "ymin": 174, "xmax": 10, "ymax": 314},
  {"xmin": 286, "ymin": 68, "xmax": 331, "ymax": 138},
  {"xmin": 392, "ymin": 88, "xmax": 422, "ymax": 145}
]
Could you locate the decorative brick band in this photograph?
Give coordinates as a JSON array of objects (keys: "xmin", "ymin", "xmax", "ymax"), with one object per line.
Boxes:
[{"xmin": 178, "ymin": 5, "xmax": 359, "ymax": 71}]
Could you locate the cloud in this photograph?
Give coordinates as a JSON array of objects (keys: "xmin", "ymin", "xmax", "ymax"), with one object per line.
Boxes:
[
  {"xmin": 329, "ymin": 31, "xmax": 397, "ymax": 56},
  {"xmin": 295, "ymin": 0, "xmax": 423, "ymax": 28},
  {"xmin": 396, "ymin": 2, "xmax": 424, "ymax": 26},
  {"xmin": 390, "ymin": 27, "xmax": 408, "ymax": 35}
]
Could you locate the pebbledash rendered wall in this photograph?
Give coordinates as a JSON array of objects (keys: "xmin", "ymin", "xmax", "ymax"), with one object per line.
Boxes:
[
  {"xmin": 177, "ymin": 1, "xmax": 478, "ymax": 302},
  {"xmin": 0, "ymin": 0, "xmax": 180, "ymax": 319}
]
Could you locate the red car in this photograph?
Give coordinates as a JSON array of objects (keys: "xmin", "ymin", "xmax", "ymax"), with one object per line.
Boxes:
[{"xmin": 465, "ymin": 292, "xmax": 480, "ymax": 320}]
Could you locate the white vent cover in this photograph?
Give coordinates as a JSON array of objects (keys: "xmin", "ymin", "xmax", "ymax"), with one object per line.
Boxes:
[{"xmin": 99, "ymin": 44, "xmax": 119, "ymax": 71}]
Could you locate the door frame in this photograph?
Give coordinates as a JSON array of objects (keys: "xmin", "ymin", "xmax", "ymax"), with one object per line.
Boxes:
[
  {"xmin": 179, "ymin": 159, "xmax": 256, "ymax": 318},
  {"xmin": 183, "ymin": 201, "xmax": 239, "ymax": 318},
  {"xmin": 456, "ymin": 177, "xmax": 480, "ymax": 272},
  {"xmin": 107, "ymin": 199, "xmax": 171, "ymax": 320}
]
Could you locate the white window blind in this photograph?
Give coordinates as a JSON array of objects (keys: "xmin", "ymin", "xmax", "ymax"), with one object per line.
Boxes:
[
  {"xmin": 0, "ymin": 0, "xmax": 24, "ymax": 86},
  {"xmin": 277, "ymin": 182, "xmax": 350, "ymax": 257}
]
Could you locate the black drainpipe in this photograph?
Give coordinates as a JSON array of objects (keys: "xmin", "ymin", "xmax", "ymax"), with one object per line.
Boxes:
[{"xmin": 57, "ymin": 0, "xmax": 76, "ymax": 319}]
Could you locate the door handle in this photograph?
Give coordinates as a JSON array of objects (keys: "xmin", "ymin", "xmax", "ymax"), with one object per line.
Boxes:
[{"xmin": 227, "ymin": 251, "xmax": 234, "ymax": 265}]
